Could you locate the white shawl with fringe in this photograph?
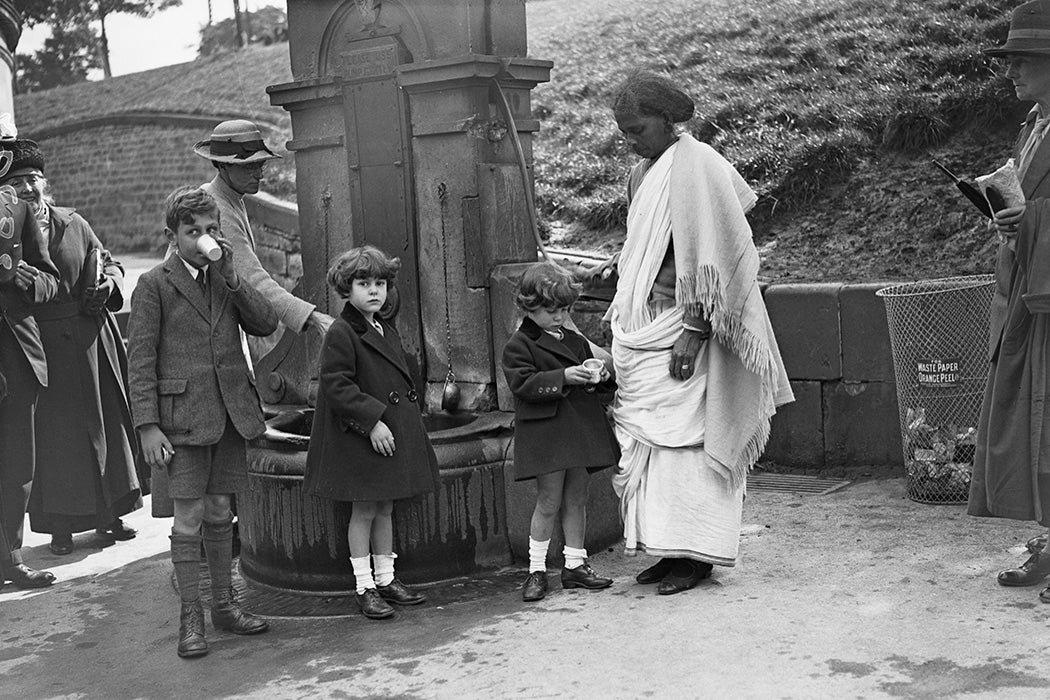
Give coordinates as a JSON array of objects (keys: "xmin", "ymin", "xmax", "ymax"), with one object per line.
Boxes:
[{"xmin": 607, "ymin": 134, "xmax": 793, "ymax": 489}]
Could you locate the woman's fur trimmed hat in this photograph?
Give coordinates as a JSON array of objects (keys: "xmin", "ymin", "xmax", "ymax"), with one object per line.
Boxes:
[{"xmin": 0, "ymin": 138, "xmax": 45, "ymax": 177}]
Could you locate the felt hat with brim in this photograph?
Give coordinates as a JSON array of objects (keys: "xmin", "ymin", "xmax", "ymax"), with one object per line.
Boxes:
[
  {"xmin": 193, "ymin": 119, "xmax": 281, "ymax": 164},
  {"xmin": 985, "ymin": 0, "xmax": 1050, "ymax": 56}
]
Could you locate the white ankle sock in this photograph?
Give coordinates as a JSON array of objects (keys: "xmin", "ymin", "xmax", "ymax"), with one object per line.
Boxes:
[
  {"xmin": 528, "ymin": 538, "xmax": 550, "ymax": 573},
  {"xmin": 350, "ymin": 555, "xmax": 374, "ymax": 594},
  {"xmin": 372, "ymin": 552, "xmax": 397, "ymax": 587},
  {"xmin": 563, "ymin": 546, "xmax": 587, "ymax": 570}
]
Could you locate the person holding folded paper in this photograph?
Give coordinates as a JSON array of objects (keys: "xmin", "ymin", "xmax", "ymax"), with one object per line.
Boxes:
[
  {"xmin": 603, "ymin": 73, "xmax": 793, "ymax": 594},
  {"xmin": 0, "ymin": 136, "xmax": 143, "ymax": 557},
  {"xmin": 967, "ymin": 0, "xmax": 1050, "ymax": 602}
]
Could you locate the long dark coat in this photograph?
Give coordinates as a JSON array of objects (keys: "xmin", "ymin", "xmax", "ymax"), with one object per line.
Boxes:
[
  {"xmin": 969, "ymin": 109, "xmax": 1050, "ymax": 525},
  {"xmin": 0, "ymin": 194, "xmax": 58, "ymax": 553},
  {"xmin": 304, "ymin": 302, "xmax": 439, "ymax": 502},
  {"xmin": 501, "ymin": 317, "xmax": 619, "ymax": 480},
  {"xmin": 28, "ymin": 207, "xmax": 142, "ymax": 534}
]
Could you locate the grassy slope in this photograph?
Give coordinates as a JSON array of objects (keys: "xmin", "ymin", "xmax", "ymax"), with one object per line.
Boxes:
[{"xmin": 526, "ymin": 0, "xmax": 1026, "ymax": 282}]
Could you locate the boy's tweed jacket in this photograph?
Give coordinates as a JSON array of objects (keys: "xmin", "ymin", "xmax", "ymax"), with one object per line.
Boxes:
[{"xmin": 126, "ymin": 254, "xmax": 278, "ymax": 446}]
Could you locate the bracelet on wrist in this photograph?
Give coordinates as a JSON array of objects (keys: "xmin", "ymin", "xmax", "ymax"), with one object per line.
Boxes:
[{"xmin": 682, "ymin": 323, "xmax": 711, "ymax": 337}]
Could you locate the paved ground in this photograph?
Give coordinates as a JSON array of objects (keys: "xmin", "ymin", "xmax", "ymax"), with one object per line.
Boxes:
[{"xmin": 3, "ymin": 476, "xmax": 1050, "ymax": 699}]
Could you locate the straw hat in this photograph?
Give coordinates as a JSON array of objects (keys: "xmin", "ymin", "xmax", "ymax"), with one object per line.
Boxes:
[
  {"xmin": 985, "ymin": 0, "xmax": 1050, "ymax": 56},
  {"xmin": 193, "ymin": 119, "xmax": 281, "ymax": 164}
]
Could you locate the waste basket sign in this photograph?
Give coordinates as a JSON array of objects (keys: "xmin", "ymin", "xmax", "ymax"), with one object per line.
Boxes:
[{"xmin": 917, "ymin": 358, "xmax": 961, "ymax": 387}]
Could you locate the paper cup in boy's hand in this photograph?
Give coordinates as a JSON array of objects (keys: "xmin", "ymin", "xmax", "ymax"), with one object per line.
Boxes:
[
  {"xmin": 582, "ymin": 358, "xmax": 605, "ymax": 383},
  {"xmin": 196, "ymin": 233, "xmax": 223, "ymax": 262}
]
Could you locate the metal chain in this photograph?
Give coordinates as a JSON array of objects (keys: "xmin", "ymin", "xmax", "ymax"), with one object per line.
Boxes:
[{"xmin": 438, "ymin": 182, "xmax": 455, "ymax": 385}]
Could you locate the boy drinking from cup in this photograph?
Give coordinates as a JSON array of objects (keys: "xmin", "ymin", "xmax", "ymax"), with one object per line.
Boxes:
[{"xmin": 127, "ymin": 186, "xmax": 278, "ymax": 657}]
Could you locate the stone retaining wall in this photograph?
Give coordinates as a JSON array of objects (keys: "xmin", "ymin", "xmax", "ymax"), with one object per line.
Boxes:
[{"xmin": 573, "ymin": 283, "xmax": 906, "ymax": 470}]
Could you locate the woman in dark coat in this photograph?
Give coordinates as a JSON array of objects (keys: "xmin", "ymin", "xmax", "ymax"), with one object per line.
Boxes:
[
  {"xmin": 1, "ymin": 138, "xmax": 141, "ymax": 555},
  {"xmin": 304, "ymin": 245, "xmax": 437, "ymax": 620}
]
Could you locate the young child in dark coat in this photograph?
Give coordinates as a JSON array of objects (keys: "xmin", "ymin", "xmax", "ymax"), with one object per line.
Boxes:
[
  {"xmin": 501, "ymin": 262, "xmax": 621, "ymax": 602},
  {"xmin": 304, "ymin": 245, "xmax": 438, "ymax": 621}
]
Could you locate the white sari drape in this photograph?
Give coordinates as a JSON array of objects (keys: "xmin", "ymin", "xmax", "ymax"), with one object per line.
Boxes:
[{"xmin": 609, "ymin": 142, "xmax": 745, "ymax": 565}]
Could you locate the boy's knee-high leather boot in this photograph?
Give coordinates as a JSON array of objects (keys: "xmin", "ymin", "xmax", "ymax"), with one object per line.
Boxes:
[
  {"xmin": 202, "ymin": 516, "xmax": 268, "ymax": 635},
  {"xmin": 171, "ymin": 532, "xmax": 208, "ymax": 658}
]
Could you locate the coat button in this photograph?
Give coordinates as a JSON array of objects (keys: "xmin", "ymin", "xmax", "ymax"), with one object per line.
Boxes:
[
  {"xmin": 388, "ymin": 391, "xmax": 400, "ymax": 404},
  {"xmin": 407, "ymin": 390, "xmax": 418, "ymax": 403}
]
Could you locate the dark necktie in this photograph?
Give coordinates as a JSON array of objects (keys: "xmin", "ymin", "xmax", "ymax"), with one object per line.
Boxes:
[{"xmin": 196, "ymin": 269, "xmax": 209, "ymax": 306}]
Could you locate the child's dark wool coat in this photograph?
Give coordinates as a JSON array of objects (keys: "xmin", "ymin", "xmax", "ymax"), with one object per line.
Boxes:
[
  {"xmin": 501, "ymin": 316, "xmax": 620, "ymax": 481},
  {"xmin": 305, "ymin": 302, "xmax": 439, "ymax": 502}
]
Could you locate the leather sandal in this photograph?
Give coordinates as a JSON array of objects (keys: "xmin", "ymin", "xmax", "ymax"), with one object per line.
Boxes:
[{"xmin": 657, "ymin": 560, "xmax": 713, "ymax": 595}]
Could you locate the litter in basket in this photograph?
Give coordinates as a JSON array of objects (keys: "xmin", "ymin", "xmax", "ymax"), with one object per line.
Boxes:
[{"xmin": 876, "ymin": 275, "xmax": 994, "ymax": 504}]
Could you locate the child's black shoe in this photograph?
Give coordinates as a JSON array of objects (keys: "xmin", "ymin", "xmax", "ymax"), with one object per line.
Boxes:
[
  {"xmin": 376, "ymin": 579, "xmax": 426, "ymax": 606},
  {"xmin": 522, "ymin": 571, "xmax": 548, "ymax": 601},
  {"xmin": 356, "ymin": 588, "xmax": 395, "ymax": 619},
  {"xmin": 561, "ymin": 563, "xmax": 612, "ymax": 590}
]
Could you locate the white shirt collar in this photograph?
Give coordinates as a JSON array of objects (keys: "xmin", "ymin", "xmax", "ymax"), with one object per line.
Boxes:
[{"xmin": 178, "ymin": 255, "xmax": 207, "ymax": 279}]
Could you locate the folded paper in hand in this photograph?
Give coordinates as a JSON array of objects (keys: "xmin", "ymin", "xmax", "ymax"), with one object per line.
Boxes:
[
  {"xmin": 975, "ymin": 159, "xmax": 1025, "ymax": 216},
  {"xmin": 81, "ymin": 248, "xmax": 103, "ymax": 288}
]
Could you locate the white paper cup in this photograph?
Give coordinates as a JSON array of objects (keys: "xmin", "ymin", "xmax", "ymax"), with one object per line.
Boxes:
[
  {"xmin": 196, "ymin": 234, "xmax": 222, "ymax": 262},
  {"xmin": 582, "ymin": 358, "xmax": 604, "ymax": 383}
]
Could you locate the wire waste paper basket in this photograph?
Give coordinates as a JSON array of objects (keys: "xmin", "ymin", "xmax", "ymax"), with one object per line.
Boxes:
[{"xmin": 877, "ymin": 275, "xmax": 995, "ymax": 504}]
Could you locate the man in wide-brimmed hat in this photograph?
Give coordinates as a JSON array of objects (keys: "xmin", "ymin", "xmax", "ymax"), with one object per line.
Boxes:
[
  {"xmin": 968, "ymin": 0, "xmax": 1050, "ymax": 602},
  {"xmin": 196, "ymin": 119, "xmax": 333, "ymax": 366}
]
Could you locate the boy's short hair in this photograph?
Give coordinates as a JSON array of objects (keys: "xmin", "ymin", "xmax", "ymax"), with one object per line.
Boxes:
[
  {"xmin": 327, "ymin": 245, "xmax": 402, "ymax": 298},
  {"xmin": 515, "ymin": 261, "xmax": 581, "ymax": 312},
  {"xmin": 164, "ymin": 186, "xmax": 219, "ymax": 232}
]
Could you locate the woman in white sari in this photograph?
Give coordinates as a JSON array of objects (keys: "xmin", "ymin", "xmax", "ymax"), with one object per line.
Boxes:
[{"xmin": 602, "ymin": 74, "xmax": 793, "ymax": 594}]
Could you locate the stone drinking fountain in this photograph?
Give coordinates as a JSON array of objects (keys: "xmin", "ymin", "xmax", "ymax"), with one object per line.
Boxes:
[{"xmin": 239, "ymin": 0, "xmax": 620, "ymax": 593}]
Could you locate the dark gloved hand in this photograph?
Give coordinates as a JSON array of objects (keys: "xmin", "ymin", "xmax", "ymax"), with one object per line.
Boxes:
[{"xmin": 81, "ymin": 276, "xmax": 115, "ymax": 315}]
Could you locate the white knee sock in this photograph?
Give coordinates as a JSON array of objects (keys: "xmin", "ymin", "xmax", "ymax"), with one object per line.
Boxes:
[
  {"xmin": 372, "ymin": 552, "xmax": 397, "ymax": 587},
  {"xmin": 528, "ymin": 538, "xmax": 550, "ymax": 573},
  {"xmin": 350, "ymin": 555, "xmax": 374, "ymax": 594},
  {"xmin": 563, "ymin": 546, "xmax": 587, "ymax": 570}
]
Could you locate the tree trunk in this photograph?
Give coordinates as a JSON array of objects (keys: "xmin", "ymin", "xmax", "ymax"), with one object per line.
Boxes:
[
  {"xmin": 232, "ymin": 0, "xmax": 248, "ymax": 49},
  {"xmin": 98, "ymin": 3, "xmax": 112, "ymax": 78}
]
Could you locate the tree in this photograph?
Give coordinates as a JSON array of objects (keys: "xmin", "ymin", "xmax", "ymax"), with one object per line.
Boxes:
[
  {"xmin": 16, "ymin": 22, "xmax": 100, "ymax": 92},
  {"xmin": 198, "ymin": 3, "xmax": 286, "ymax": 57},
  {"xmin": 18, "ymin": 0, "xmax": 182, "ymax": 79}
]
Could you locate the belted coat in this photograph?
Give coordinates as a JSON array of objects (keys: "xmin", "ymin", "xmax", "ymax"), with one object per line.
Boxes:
[{"xmin": 304, "ymin": 302, "xmax": 439, "ymax": 502}]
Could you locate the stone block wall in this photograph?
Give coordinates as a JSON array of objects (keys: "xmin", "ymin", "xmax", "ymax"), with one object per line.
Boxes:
[
  {"xmin": 572, "ymin": 282, "xmax": 908, "ymax": 470},
  {"xmin": 34, "ymin": 119, "xmax": 218, "ymax": 252},
  {"xmin": 244, "ymin": 192, "xmax": 302, "ymax": 293}
]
